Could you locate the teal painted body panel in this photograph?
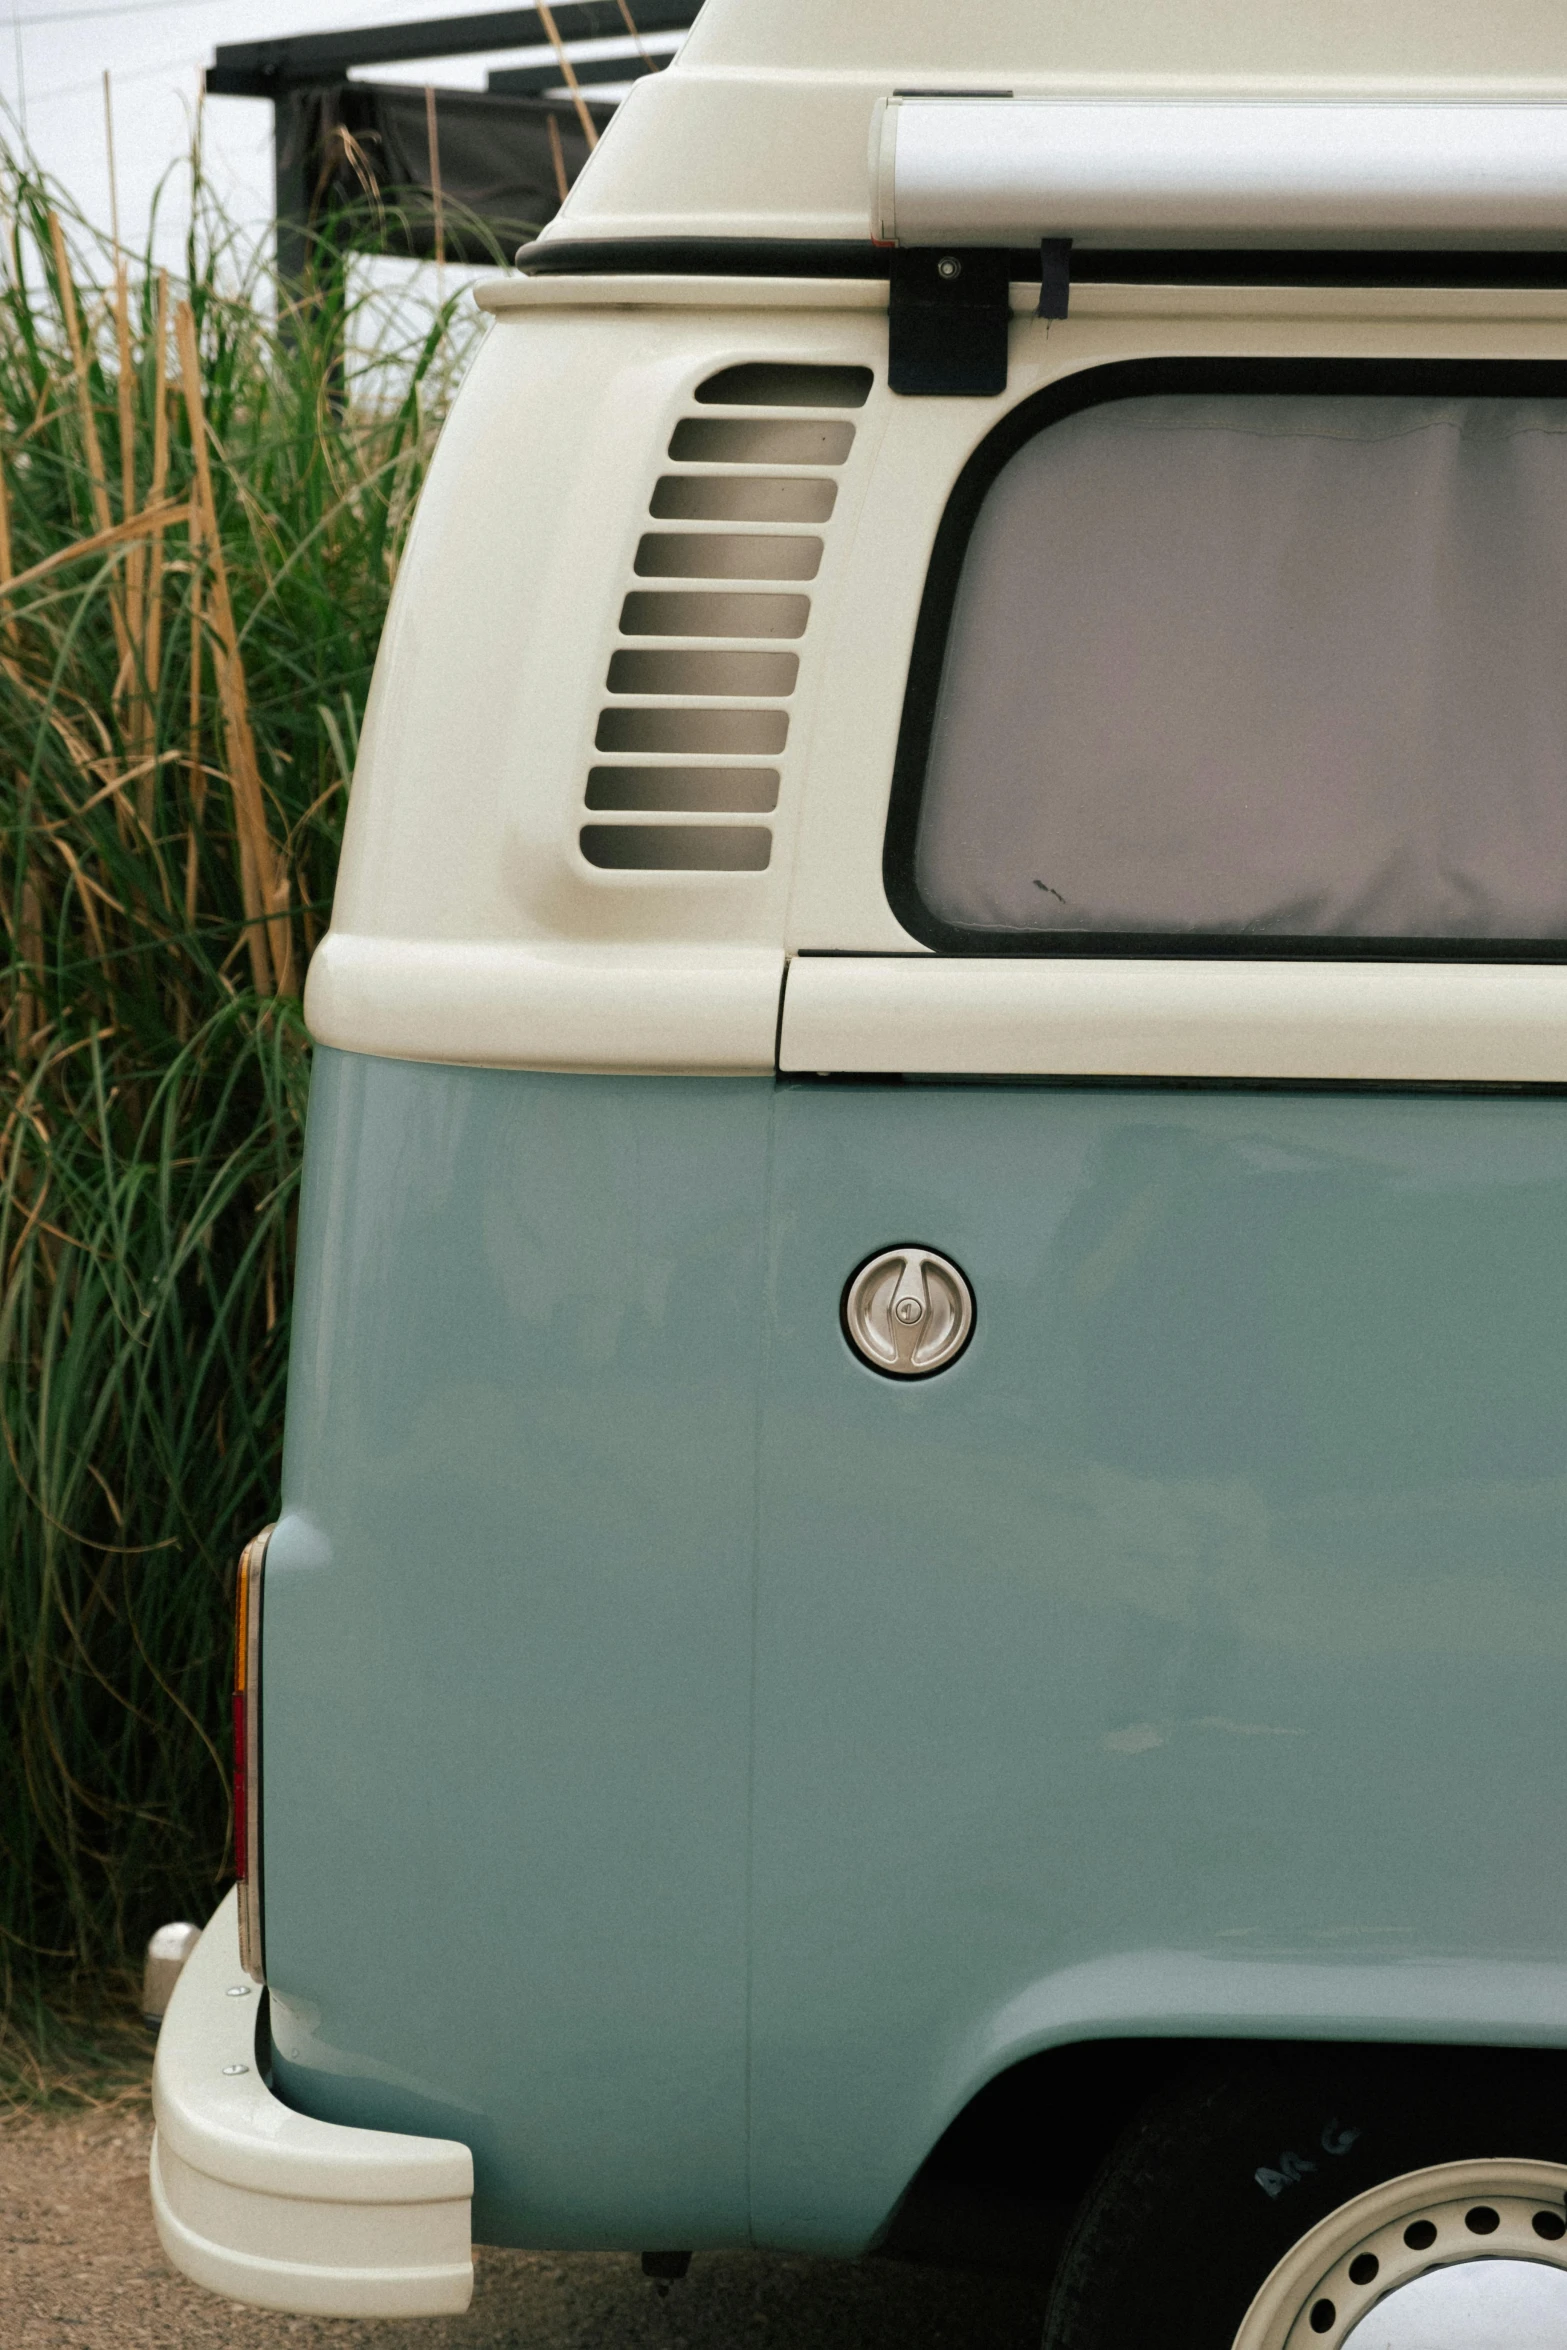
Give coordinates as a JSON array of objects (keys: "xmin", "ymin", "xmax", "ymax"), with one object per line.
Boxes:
[
  {"xmin": 269, "ymin": 1054, "xmax": 1567, "ymax": 2252},
  {"xmin": 752, "ymin": 1082, "xmax": 1567, "ymax": 2246},
  {"xmin": 265, "ymin": 1050, "xmax": 770, "ymax": 2247}
]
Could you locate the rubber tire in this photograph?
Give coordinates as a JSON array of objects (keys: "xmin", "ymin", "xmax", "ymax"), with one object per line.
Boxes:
[{"xmin": 1040, "ymin": 2045, "xmax": 1567, "ymax": 2350}]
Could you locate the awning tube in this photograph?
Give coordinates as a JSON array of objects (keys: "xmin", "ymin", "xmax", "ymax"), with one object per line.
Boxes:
[{"xmin": 871, "ymin": 98, "xmax": 1567, "ymax": 249}]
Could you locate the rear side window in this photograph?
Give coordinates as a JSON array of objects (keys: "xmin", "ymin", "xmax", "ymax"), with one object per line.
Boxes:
[{"xmin": 889, "ymin": 367, "xmax": 1567, "ymax": 955}]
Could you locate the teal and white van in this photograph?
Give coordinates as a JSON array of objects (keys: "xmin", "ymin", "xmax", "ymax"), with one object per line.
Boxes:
[{"xmin": 151, "ymin": 2, "xmax": 1567, "ymax": 2342}]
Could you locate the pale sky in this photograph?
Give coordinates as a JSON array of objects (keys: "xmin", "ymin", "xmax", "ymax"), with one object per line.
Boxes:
[{"xmin": 1, "ymin": 0, "xmax": 675, "ymax": 270}]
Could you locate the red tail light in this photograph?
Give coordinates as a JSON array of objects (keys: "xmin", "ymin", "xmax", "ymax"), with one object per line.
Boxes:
[{"xmin": 234, "ymin": 1526, "xmax": 273, "ymax": 1982}]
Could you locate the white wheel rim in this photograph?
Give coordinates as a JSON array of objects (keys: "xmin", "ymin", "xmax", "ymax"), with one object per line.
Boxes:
[{"xmin": 1232, "ymin": 2158, "xmax": 1567, "ymax": 2350}]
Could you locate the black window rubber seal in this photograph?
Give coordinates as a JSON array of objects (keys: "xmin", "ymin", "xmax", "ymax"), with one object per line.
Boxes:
[
  {"xmin": 880, "ymin": 354, "xmax": 1567, "ymax": 966},
  {"xmin": 514, "ymin": 236, "xmax": 1567, "ymax": 290}
]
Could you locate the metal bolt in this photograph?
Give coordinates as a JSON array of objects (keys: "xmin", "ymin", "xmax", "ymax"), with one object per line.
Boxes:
[
  {"xmin": 221, "ymin": 2062, "xmax": 249, "ymax": 2076},
  {"xmin": 936, "ymin": 255, "xmax": 962, "ymax": 280}
]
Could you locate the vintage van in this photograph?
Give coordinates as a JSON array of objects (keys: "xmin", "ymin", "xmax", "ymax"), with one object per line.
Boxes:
[{"xmin": 150, "ymin": 2, "xmax": 1567, "ymax": 2343}]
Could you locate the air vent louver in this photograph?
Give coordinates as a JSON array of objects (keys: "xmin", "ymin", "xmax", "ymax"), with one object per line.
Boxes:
[
  {"xmin": 634, "ymin": 533, "xmax": 822, "ymax": 581},
  {"xmin": 584, "ymin": 363, "xmax": 865, "ymax": 874},
  {"xmin": 694, "ymin": 364, "xmax": 872, "ymax": 408},
  {"xmin": 587, "ymin": 766, "xmax": 780, "ymax": 812},
  {"xmin": 649, "ymin": 476, "xmax": 837, "ymax": 523},
  {"xmin": 582, "ymin": 825, "xmax": 774, "ymax": 872}
]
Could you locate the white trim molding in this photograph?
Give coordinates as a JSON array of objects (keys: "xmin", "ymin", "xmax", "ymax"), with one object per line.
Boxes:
[
  {"xmin": 779, "ymin": 954, "xmax": 1567, "ymax": 1082},
  {"xmin": 305, "ymin": 935, "xmax": 784, "ymax": 1073}
]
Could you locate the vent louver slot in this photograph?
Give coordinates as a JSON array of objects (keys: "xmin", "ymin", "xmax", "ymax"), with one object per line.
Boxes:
[
  {"xmin": 582, "ymin": 825, "xmax": 774, "ymax": 871},
  {"xmin": 619, "ymin": 591, "xmax": 811, "ymax": 638},
  {"xmin": 669, "ymin": 418, "xmax": 856, "ymax": 467},
  {"xmin": 585, "ymin": 364, "xmax": 865, "ymax": 874},
  {"xmin": 694, "ymin": 364, "xmax": 872, "ymax": 408},
  {"xmin": 595, "ymin": 707, "xmax": 789, "ymax": 754},
  {"xmin": 649, "ymin": 476, "xmax": 837, "ymax": 523},
  {"xmin": 634, "ymin": 534, "xmax": 823, "ymax": 581},
  {"xmin": 606, "ymin": 649, "xmax": 799, "ymax": 697},
  {"xmin": 587, "ymin": 766, "xmax": 780, "ymax": 813}
]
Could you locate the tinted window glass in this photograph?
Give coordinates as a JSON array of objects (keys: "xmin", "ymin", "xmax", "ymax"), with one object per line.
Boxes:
[{"xmin": 913, "ymin": 396, "xmax": 1567, "ymax": 942}]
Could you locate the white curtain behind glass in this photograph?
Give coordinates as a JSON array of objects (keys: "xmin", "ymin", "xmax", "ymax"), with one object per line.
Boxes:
[{"xmin": 915, "ymin": 397, "xmax": 1567, "ymax": 939}]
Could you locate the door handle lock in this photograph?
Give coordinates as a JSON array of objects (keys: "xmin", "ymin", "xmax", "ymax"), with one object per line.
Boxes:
[{"xmin": 842, "ymin": 1247, "xmax": 975, "ymax": 1378}]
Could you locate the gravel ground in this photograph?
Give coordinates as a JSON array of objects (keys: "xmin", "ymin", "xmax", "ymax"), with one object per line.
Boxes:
[{"xmin": 1, "ymin": 2103, "xmax": 1049, "ymax": 2350}]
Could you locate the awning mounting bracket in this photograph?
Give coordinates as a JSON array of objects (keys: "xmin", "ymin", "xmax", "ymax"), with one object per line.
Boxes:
[
  {"xmin": 888, "ymin": 240, "xmax": 1071, "ymax": 396},
  {"xmin": 888, "ymin": 247, "xmax": 1010, "ymax": 397}
]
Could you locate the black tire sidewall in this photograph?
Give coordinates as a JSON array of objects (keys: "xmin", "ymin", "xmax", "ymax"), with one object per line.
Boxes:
[{"xmin": 1041, "ymin": 2046, "xmax": 1567, "ymax": 2350}]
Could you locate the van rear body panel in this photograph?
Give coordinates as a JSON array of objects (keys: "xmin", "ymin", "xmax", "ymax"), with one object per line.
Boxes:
[
  {"xmin": 265, "ymin": 1051, "xmax": 768, "ymax": 2247},
  {"xmin": 265, "ymin": 1054, "xmax": 1567, "ymax": 2247}
]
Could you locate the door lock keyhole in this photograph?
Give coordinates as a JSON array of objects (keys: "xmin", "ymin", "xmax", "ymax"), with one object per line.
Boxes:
[{"xmin": 842, "ymin": 1248, "xmax": 975, "ymax": 1378}]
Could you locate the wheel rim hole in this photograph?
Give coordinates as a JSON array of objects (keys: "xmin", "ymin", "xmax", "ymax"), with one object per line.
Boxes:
[
  {"xmin": 1465, "ymin": 2205, "xmax": 1501, "ymax": 2235},
  {"xmin": 1309, "ymin": 2298, "xmax": 1336, "ymax": 2334},
  {"xmin": 1404, "ymin": 2220, "xmax": 1438, "ymax": 2250},
  {"xmin": 1348, "ymin": 2253, "xmax": 1379, "ymax": 2286},
  {"xmin": 1534, "ymin": 2210, "xmax": 1567, "ymax": 2241}
]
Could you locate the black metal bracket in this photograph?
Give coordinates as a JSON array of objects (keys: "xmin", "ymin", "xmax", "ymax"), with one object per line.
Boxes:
[{"xmin": 888, "ymin": 248, "xmax": 1011, "ymax": 397}]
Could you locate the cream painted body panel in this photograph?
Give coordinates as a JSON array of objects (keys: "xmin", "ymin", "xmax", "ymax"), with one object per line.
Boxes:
[
  {"xmin": 537, "ymin": 0, "xmax": 1567, "ymax": 248},
  {"xmin": 307, "ymin": 283, "xmax": 1567, "ymax": 1077},
  {"xmin": 309, "ymin": 296, "xmax": 886, "ymax": 1072}
]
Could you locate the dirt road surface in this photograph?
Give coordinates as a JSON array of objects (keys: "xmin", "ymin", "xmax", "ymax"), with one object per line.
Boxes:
[{"xmin": 1, "ymin": 2105, "xmax": 1048, "ymax": 2350}]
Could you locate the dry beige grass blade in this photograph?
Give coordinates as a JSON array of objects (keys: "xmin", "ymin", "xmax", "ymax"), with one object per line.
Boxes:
[
  {"xmin": 0, "ymin": 428, "xmax": 15, "ymax": 653},
  {"xmin": 615, "ymin": 0, "xmax": 659, "ymax": 71},
  {"xmin": 11, "ymin": 878, "xmax": 44, "ymax": 1060},
  {"xmin": 46, "ymin": 836, "xmax": 110, "ymax": 960},
  {"xmin": 186, "ymin": 572, "xmax": 203, "ymax": 798},
  {"xmin": 113, "ymin": 259, "xmax": 145, "ymax": 774},
  {"xmin": 188, "ymin": 485, "xmax": 272, "ymax": 995},
  {"xmin": 114, "ymin": 264, "xmax": 136, "ymax": 543},
  {"xmin": 137, "ymin": 272, "xmax": 172, "ymax": 821},
  {"xmin": 546, "ymin": 112, "xmax": 569, "ymax": 205},
  {"xmin": 47, "ymin": 214, "xmax": 112, "ymax": 537},
  {"xmin": 185, "ymin": 474, "xmax": 204, "ymax": 931},
  {"xmin": 47, "ymin": 210, "xmax": 134, "ymax": 700},
  {"xmin": 174, "ymin": 298, "xmax": 293, "ymax": 998},
  {"xmin": 107, "ymin": 75, "xmax": 155, "ymax": 813},
  {"xmin": 536, "ymin": 0, "xmax": 599, "ymax": 146},
  {"xmin": 424, "ymin": 86, "xmax": 446, "ymax": 272},
  {"xmin": 0, "ymin": 501, "xmax": 189, "ymax": 603}
]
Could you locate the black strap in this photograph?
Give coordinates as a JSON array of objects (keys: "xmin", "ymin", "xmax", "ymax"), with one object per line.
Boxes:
[{"xmin": 1038, "ymin": 238, "xmax": 1073, "ymax": 319}]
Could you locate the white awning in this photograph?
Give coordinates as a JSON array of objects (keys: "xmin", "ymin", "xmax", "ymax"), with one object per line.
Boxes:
[{"xmin": 871, "ymin": 98, "xmax": 1567, "ymax": 248}]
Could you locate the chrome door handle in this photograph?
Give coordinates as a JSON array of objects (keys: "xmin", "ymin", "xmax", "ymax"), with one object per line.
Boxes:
[{"xmin": 842, "ymin": 1247, "xmax": 974, "ymax": 1378}]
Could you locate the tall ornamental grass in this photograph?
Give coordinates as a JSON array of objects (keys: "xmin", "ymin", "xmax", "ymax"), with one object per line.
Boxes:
[{"xmin": 0, "ymin": 151, "xmax": 470, "ymax": 2070}]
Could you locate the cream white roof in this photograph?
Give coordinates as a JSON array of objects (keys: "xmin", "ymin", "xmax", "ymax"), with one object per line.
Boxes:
[{"xmin": 539, "ymin": 0, "xmax": 1567, "ymax": 249}]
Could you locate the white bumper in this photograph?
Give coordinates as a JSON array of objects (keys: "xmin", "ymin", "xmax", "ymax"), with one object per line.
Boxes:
[{"xmin": 150, "ymin": 1888, "xmax": 473, "ymax": 2317}]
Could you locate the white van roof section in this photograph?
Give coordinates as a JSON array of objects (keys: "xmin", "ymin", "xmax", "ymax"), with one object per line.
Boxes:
[
  {"xmin": 306, "ymin": 2, "xmax": 1567, "ymax": 1083},
  {"xmin": 537, "ymin": 0, "xmax": 1567, "ymax": 249}
]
